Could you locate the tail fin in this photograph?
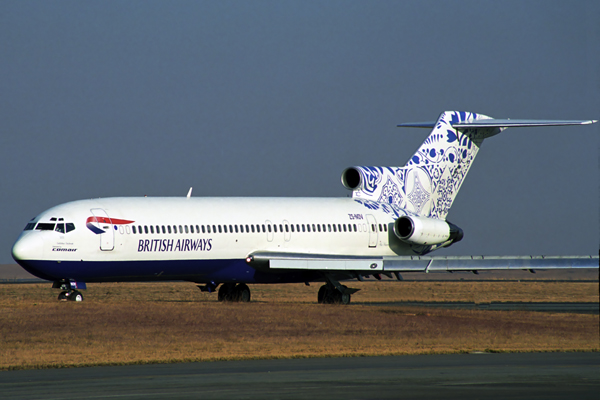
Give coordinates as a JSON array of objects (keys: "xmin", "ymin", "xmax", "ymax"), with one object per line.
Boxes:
[{"xmin": 342, "ymin": 111, "xmax": 595, "ymax": 220}]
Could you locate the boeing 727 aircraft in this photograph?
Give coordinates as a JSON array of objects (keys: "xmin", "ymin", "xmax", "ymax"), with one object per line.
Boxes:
[{"xmin": 11, "ymin": 111, "xmax": 598, "ymax": 303}]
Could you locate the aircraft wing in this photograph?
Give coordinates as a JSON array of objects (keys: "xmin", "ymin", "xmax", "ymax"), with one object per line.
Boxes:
[{"xmin": 249, "ymin": 252, "xmax": 598, "ymax": 274}]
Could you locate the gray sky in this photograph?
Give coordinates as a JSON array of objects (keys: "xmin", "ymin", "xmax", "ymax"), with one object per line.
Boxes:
[{"xmin": 1, "ymin": 0, "xmax": 598, "ymax": 264}]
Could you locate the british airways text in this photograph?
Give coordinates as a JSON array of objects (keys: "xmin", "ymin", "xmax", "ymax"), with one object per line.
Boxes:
[{"xmin": 137, "ymin": 238, "xmax": 213, "ymax": 252}]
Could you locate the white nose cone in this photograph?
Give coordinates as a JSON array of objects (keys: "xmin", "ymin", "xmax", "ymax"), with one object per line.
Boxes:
[{"xmin": 12, "ymin": 233, "xmax": 44, "ymax": 262}]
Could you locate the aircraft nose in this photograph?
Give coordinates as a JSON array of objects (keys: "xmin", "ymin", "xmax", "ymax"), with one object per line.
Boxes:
[{"xmin": 11, "ymin": 233, "xmax": 44, "ymax": 262}]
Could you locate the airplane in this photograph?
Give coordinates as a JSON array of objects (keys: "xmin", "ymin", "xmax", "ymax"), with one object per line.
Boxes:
[{"xmin": 11, "ymin": 111, "xmax": 598, "ymax": 303}]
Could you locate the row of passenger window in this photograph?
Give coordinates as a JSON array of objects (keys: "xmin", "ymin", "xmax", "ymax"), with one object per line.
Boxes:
[{"xmin": 129, "ymin": 222, "xmax": 389, "ymax": 235}]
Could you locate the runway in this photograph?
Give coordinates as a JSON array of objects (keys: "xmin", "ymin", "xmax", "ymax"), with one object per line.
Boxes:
[{"xmin": 1, "ymin": 352, "xmax": 598, "ymax": 400}]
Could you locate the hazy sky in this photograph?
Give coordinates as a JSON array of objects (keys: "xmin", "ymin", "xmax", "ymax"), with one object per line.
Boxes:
[{"xmin": 1, "ymin": 0, "xmax": 598, "ymax": 264}]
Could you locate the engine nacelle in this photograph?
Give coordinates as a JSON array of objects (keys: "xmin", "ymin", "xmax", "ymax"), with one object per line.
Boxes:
[
  {"xmin": 341, "ymin": 167, "xmax": 362, "ymax": 190},
  {"xmin": 394, "ymin": 215, "xmax": 464, "ymax": 246}
]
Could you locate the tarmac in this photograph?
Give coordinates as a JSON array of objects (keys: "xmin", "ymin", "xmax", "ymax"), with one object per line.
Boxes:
[{"xmin": 1, "ymin": 352, "xmax": 599, "ymax": 399}]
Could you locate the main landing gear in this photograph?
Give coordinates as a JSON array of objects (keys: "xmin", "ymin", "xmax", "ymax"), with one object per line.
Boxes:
[
  {"xmin": 217, "ymin": 283, "xmax": 251, "ymax": 302},
  {"xmin": 317, "ymin": 283, "xmax": 352, "ymax": 305}
]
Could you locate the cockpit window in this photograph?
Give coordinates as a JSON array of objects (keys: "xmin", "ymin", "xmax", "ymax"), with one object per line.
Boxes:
[
  {"xmin": 36, "ymin": 223, "xmax": 56, "ymax": 231},
  {"xmin": 24, "ymin": 222, "xmax": 36, "ymax": 230},
  {"xmin": 66, "ymin": 223, "xmax": 75, "ymax": 233},
  {"xmin": 55, "ymin": 223, "xmax": 65, "ymax": 233}
]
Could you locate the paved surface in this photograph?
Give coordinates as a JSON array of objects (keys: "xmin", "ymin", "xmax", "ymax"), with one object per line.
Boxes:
[
  {"xmin": 359, "ymin": 301, "xmax": 600, "ymax": 314},
  {"xmin": 1, "ymin": 353, "xmax": 598, "ymax": 399}
]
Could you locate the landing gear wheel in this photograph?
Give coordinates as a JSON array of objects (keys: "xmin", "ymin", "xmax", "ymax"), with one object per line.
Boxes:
[
  {"xmin": 58, "ymin": 291, "xmax": 68, "ymax": 301},
  {"xmin": 339, "ymin": 285, "xmax": 351, "ymax": 305},
  {"xmin": 317, "ymin": 285, "xmax": 327, "ymax": 303},
  {"xmin": 218, "ymin": 283, "xmax": 235, "ymax": 302},
  {"xmin": 235, "ymin": 284, "xmax": 251, "ymax": 302},
  {"xmin": 68, "ymin": 290, "xmax": 84, "ymax": 302}
]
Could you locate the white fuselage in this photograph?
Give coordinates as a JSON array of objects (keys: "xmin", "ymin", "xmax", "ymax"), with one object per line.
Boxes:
[{"xmin": 12, "ymin": 196, "xmax": 413, "ymax": 284}]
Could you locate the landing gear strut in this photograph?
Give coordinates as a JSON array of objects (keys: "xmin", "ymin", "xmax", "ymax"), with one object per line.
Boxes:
[
  {"xmin": 317, "ymin": 283, "xmax": 351, "ymax": 305},
  {"xmin": 217, "ymin": 283, "xmax": 251, "ymax": 302}
]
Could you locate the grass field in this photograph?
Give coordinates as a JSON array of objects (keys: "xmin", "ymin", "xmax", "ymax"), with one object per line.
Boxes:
[{"xmin": 0, "ymin": 281, "xmax": 598, "ymax": 370}]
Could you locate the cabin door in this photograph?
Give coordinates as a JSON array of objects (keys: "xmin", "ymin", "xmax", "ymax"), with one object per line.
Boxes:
[
  {"xmin": 90, "ymin": 208, "xmax": 114, "ymax": 251},
  {"xmin": 366, "ymin": 214, "xmax": 378, "ymax": 248}
]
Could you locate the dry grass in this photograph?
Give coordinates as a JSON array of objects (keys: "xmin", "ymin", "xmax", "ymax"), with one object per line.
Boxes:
[{"xmin": 0, "ymin": 281, "xmax": 598, "ymax": 370}]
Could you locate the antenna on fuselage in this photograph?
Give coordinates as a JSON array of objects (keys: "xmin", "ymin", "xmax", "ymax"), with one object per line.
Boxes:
[{"xmin": 186, "ymin": 187, "xmax": 193, "ymax": 198}]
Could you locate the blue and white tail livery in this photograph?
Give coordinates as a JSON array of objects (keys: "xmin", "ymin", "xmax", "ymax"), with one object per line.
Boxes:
[
  {"xmin": 11, "ymin": 111, "xmax": 598, "ymax": 303},
  {"xmin": 344, "ymin": 111, "xmax": 595, "ymax": 220}
]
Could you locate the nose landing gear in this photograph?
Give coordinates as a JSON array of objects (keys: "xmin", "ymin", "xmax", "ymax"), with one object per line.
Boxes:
[
  {"xmin": 53, "ymin": 280, "xmax": 86, "ymax": 302},
  {"xmin": 58, "ymin": 290, "xmax": 84, "ymax": 302}
]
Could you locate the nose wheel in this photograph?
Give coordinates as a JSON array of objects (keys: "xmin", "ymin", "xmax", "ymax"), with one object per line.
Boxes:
[{"xmin": 58, "ymin": 290, "xmax": 84, "ymax": 302}]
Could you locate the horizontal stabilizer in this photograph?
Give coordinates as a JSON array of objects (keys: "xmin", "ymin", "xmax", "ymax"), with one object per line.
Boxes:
[{"xmin": 398, "ymin": 119, "xmax": 597, "ymax": 129}]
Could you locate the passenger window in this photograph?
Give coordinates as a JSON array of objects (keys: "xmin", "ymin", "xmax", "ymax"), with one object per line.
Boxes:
[
  {"xmin": 55, "ymin": 223, "xmax": 65, "ymax": 233},
  {"xmin": 185, "ymin": 225, "xmax": 189, "ymax": 234},
  {"xmin": 167, "ymin": 225, "xmax": 171, "ymax": 234},
  {"xmin": 302, "ymin": 224, "xmax": 306, "ymax": 232},
  {"xmin": 222, "ymin": 225, "xmax": 226, "ymax": 233},
  {"xmin": 150, "ymin": 226, "xmax": 154, "ymax": 234},
  {"xmin": 126, "ymin": 226, "xmax": 130, "ymax": 234},
  {"xmin": 207, "ymin": 225, "xmax": 211, "ymax": 233},
  {"xmin": 212, "ymin": 225, "xmax": 216, "ymax": 233},
  {"xmin": 296, "ymin": 224, "xmax": 300, "ymax": 232},
  {"xmin": 251, "ymin": 225, "xmax": 255, "ymax": 233},
  {"xmin": 133, "ymin": 225, "xmax": 138, "ymax": 234},
  {"xmin": 261, "ymin": 224, "xmax": 265, "ymax": 233},
  {"xmin": 285, "ymin": 225, "xmax": 289, "ymax": 232},
  {"xmin": 312, "ymin": 224, "xmax": 316, "ymax": 232},
  {"xmin": 190, "ymin": 225, "xmax": 194, "ymax": 234},
  {"xmin": 179, "ymin": 225, "xmax": 183, "ymax": 234},
  {"xmin": 196, "ymin": 225, "xmax": 200, "ymax": 233},
  {"xmin": 328, "ymin": 224, "xmax": 331, "ymax": 232},
  {"xmin": 245, "ymin": 224, "xmax": 249, "ymax": 233},
  {"xmin": 291, "ymin": 225, "xmax": 295, "ymax": 232},
  {"xmin": 273, "ymin": 225, "xmax": 277, "ymax": 233},
  {"xmin": 268, "ymin": 225, "xmax": 271, "ymax": 232},
  {"xmin": 317, "ymin": 224, "xmax": 321, "ymax": 232},
  {"xmin": 218, "ymin": 225, "xmax": 222, "ymax": 233},
  {"xmin": 332, "ymin": 224, "xmax": 336, "ymax": 232},
  {"xmin": 353, "ymin": 224, "xmax": 357, "ymax": 232},
  {"xmin": 378, "ymin": 224, "xmax": 382, "ymax": 232},
  {"xmin": 144, "ymin": 226, "xmax": 148, "ymax": 234},
  {"xmin": 202, "ymin": 225, "xmax": 206, "ymax": 233},
  {"xmin": 173, "ymin": 225, "xmax": 177, "ymax": 233},
  {"xmin": 279, "ymin": 224, "xmax": 283, "ymax": 232}
]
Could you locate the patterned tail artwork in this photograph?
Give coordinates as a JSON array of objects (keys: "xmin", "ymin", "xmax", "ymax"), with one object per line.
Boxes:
[{"xmin": 347, "ymin": 111, "xmax": 502, "ymax": 220}]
